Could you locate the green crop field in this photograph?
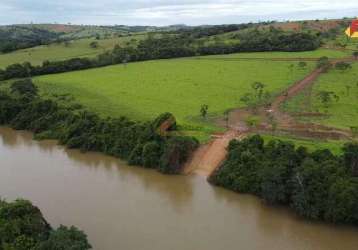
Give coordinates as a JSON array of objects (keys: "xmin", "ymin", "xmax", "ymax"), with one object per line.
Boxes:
[
  {"xmin": 283, "ymin": 61, "xmax": 358, "ymax": 130},
  {"xmin": 34, "ymin": 53, "xmax": 317, "ymax": 139},
  {"xmin": 0, "ymin": 34, "xmax": 147, "ymax": 69}
]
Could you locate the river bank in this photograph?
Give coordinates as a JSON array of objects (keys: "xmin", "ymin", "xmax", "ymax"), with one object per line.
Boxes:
[{"xmin": 1, "ymin": 127, "xmax": 358, "ymax": 250}]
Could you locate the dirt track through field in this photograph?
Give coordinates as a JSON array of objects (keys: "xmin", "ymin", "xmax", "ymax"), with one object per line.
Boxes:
[
  {"xmin": 184, "ymin": 56, "xmax": 357, "ymax": 177},
  {"xmin": 270, "ymin": 68, "xmax": 323, "ymax": 110}
]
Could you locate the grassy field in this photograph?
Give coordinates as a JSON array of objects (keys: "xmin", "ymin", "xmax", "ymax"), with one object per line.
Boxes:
[
  {"xmin": 283, "ymin": 61, "xmax": 358, "ymax": 130},
  {"xmin": 0, "ymin": 34, "xmax": 147, "ymax": 69},
  {"xmin": 261, "ymin": 134, "xmax": 349, "ymax": 155},
  {"xmin": 0, "ymin": 29, "xmax": 351, "ymax": 70},
  {"xmin": 34, "ymin": 53, "xmax": 317, "ymax": 139}
]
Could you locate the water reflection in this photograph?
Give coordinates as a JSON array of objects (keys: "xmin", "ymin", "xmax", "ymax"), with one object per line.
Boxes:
[
  {"xmin": 0, "ymin": 127, "xmax": 194, "ymax": 212},
  {"xmin": 64, "ymin": 147, "xmax": 195, "ymax": 211},
  {"xmin": 0, "ymin": 127, "xmax": 56, "ymax": 153}
]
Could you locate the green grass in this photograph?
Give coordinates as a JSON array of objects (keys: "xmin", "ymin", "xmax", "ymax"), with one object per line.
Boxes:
[
  {"xmin": 283, "ymin": 62, "xmax": 358, "ymax": 130},
  {"xmin": 261, "ymin": 134, "xmax": 350, "ymax": 155},
  {"xmin": 34, "ymin": 53, "xmax": 316, "ymax": 138},
  {"xmin": 0, "ymin": 34, "xmax": 147, "ymax": 69},
  {"xmin": 328, "ymin": 35, "xmax": 358, "ymax": 51}
]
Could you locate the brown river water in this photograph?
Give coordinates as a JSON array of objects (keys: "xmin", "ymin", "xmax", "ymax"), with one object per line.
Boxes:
[{"xmin": 1, "ymin": 127, "xmax": 358, "ymax": 250}]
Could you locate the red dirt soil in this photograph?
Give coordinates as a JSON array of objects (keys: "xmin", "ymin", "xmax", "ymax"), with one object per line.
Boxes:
[{"xmin": 183, "ymin": 131, "xmax": 244, "ymax": 176}]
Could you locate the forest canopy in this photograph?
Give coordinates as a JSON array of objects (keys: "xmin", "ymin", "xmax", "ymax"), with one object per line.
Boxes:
[
  {"xmin": 0, "ymin": 199, "xmax": 92, "ymax": 250},
  {"xmin": 210, "ymin": 135, "xmax": 358, "ymax": 224}
]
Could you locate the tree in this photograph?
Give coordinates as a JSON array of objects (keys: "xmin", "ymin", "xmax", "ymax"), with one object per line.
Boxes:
[
  {"xmin": 0, "ymin": 69, "xmax": 5, "ymax": 81},
  {"xmin": 142, "ymin": 141, "xmax": 161, "ymax": 168},
  {"xmin": 240, "ymin": 92, "xmax": 255, "ymax": 108},
  {"xmin": 4, "ymin": 63, "xmax": 30, "ymax": 79},
  {"xmin": 353, "ymin": 51, "xmax": 358, "ymax": 60},
  {"xmin": 10, "ymin": 79, "xmax": 38, "ymax": 97},
  {"xmin": 260, "ymin": 163, "xmax": 291, "ymax": 204},
  {"xmin": 36, "ymin": 225, "xmax": 92, "ymax": 250},
  {"xmin": 240, "ymin": 82, "xmax": 271, "ymax": 112},
  {"xmin": 159, "ymin": 137, "xmax": 199, "ymax": 174},
  {"xmin": 200, "ymin": 104, "xmax": 209, "ymax": 119},
  {"xmin": 0, "ymin": 199, "xmax": 51, "ymax": 248},
  {"xmin": 22, "ymin": 61, "xmax": 33, "ymax": 77},
  {"xmin": 316, "ymin": 56, "xmax": 331, "ymax": 71},
  {"xmin": 210, "ymin": 134, "xmax": 358, "ymax": 225},
  {"xmin": 335, "ymin": 62, "xmax": 352, "ymax": 72},
  {"xmin": 343, "ymin": 143, "xmax": 358, "ymax": 177},
  {"xmin": 89, "ymin": 41, "xmax": 99, "ymax": 49},
  {"xmin": 252, "ymin": 81, "xmax": 265, "ymax": 100},
  {"xmin": 325, "ymin": 179, "xmax": 358, "ymax": 223},
  {"xmin": 316, "ymin": 91, "xmax": 339, "ymax": 109},
  {"xmin": 298, "ymin": 61, "xmax": 307, "ymax": 69},
  {"xmin": 291, "ymin": 158, "xmax": 345, "ymax": 220}
]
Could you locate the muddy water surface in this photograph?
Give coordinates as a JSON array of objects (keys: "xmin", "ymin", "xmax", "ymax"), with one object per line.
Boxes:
[{"xmin": 0, "ymin": 127, "xmax": 357, "ymax": 250}]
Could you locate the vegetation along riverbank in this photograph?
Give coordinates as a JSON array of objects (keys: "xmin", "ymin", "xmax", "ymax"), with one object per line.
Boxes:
[
  {"xmin": 210, "ymin": 135, "xmax": 358, "ymax": 225},
  {"xmin": 0, "ymin": 199, "xmax": 91, "ymax": 249},
  {"xmin": 0, "ymin": 79, "xmax": 198, "ymax": 174}
]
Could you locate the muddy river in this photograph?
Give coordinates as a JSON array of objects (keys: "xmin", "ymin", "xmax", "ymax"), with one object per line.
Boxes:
[{"xmin": 0, "ymin": 127, "xmax": 357, "ymax": 250}]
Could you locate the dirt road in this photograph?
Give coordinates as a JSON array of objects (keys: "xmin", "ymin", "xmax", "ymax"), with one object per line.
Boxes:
[
  {"xmin": 184, "ymin": 130, "xmax": 243, "ymax": 176},
  {"xmin": 184, "ymin": 56, "xmax": 356, "ymax": 177}
]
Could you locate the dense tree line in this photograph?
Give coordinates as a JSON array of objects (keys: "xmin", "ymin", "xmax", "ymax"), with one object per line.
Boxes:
[
  {"xmin": 0, "ymin": 26, "xmax": 59, "ymax": 53},
  {"xmin": 209, "ymin": 135, "xmax": 358, "ymax": 225},
  {"xmin": 0, "ymin": 79, "xmax": 198, "ymax": 174},
  {"xmin": 174, "ymin": 24, "xmax": 255, "ymax": 39},
  {"xmin": 0, "ymin": 199, "xmax": 91, "ymax": 250},
  {"xmin": 0, "ymin": 29, "xmax": 321, "ymax": 81},
  {"xmin": 230, "ymin": 28, "xmax": 321, "ymax": 52}
]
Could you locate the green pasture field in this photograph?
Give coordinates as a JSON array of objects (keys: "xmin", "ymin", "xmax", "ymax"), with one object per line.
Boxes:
[
  {"xmin": 0, "ymin": 34, "xmax": 146, "ymax": 69},
  {"xmin": 261, "ymin": 134, "xmax": 350, "ymax": 155},
  {"xmin": 34, "ymin": 54, "xmax": 316, "ymax": 139},
  {"xmin": 283, "ymin": 61, "xmax": 358, "ymax": 130}
]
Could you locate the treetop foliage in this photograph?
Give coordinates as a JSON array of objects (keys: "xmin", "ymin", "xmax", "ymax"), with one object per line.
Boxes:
[
  {"xmin": 0, "ymin": 199, "xmax": 91, "ymax": 250},
  {"xmin": 0, "ymin": 26, "xmax": 59, "ymax": 53},
  {"xmin": 210, "ymin": 135, "xmax": 358, "ymax": 224}
]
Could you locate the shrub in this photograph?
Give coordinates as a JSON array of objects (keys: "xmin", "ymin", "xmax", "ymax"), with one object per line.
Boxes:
[
  {"xmin": 159, "ymin": 137, "xmax": 199, "ymax": 174},
  {"xmin": 142, "ymin": 141, "xmax": 162, "ymax": 168}
]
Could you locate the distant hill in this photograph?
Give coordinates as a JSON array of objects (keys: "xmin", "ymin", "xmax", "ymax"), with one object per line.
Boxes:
[
  {"xmin": 0, "ymin": 25, "xmax": 59, "ymax": 53},
  {"xmin": 0, "ymin": 18, "xmax": 354, "ymax": 55}
]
